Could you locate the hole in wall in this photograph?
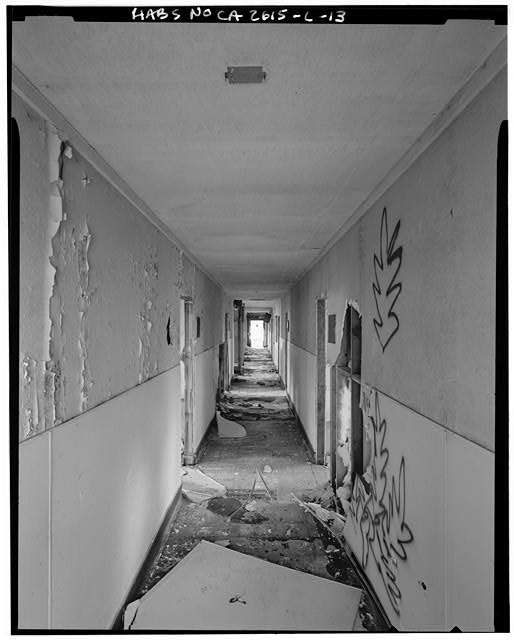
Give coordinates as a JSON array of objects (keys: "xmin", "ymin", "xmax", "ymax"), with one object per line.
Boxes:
[
  {"xmin": 166, "ymin": 316, "xmax": 171, "ymax": 346},
  {"xmin": 328, "ymin": 314, "xmax": 336, "ymax": 344},
  {"xmin": 331, "ymin": 302, "xmax": 363, "ymax": 493}
]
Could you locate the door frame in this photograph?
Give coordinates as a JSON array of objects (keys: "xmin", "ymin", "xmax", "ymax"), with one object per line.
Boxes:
[
  {"xmin": 180, "ymin": 297, "xmax": 195, "ymax": 465},
  {"xmin": 315, "ymin": 298, "xmax": 326, "ymax": 465}
]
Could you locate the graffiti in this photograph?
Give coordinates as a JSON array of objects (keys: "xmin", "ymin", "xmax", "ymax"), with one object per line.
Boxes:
[
  {"xmin": 349, "ymin": 393, "xmax": 413, "ymax": 616},
  {"xmin": 372, "ymin": 207, "xmax": 403, "ymax": 351}
]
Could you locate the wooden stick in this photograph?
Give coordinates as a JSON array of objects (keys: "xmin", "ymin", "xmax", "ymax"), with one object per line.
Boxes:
[{"xmin": 256, "ymin": 468, "xmax": 275, "ymax": 502}]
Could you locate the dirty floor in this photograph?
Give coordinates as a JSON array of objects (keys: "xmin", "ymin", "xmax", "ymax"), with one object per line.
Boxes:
[{"xmin": 133, "ymin": 348, "xmax": 387, "ymax": 632}]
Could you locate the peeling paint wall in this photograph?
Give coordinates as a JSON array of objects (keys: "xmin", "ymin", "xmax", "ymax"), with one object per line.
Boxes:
[
  {"xmin": 360, "ymin": 70, "xmax": 506, "ymax": 450},
  {"xmin": 281, "ymin": 70, "xmax": 505, "ymax": 629},
  {"xmin": 16, "ymin": 92, "xmax": 224, "ymax": 437},
  {"xmin": 15, "ymin": 91, "xmax": 225, "ymax": 628}
]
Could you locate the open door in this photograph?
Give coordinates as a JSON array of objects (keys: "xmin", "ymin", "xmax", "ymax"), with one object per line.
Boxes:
[
  {"xmin": 315, "ymin": 299, "xmax": 326, "ymax": 464},
  {"xmin": 330, "ymin": 304, "xmax": 362, "ymax": 496},
  {"xmin": 218, "ymin": 312, "xmax": 230, "ymax": 399},
  {"xmin": 180, "ymin": 297, "xmax": 194, "ymax": 465}
]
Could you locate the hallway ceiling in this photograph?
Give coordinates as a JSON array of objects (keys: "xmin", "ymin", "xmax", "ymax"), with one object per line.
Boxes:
[{"xmin": 12, "ymin": 18, "xmax": 505, "ymax": 296}]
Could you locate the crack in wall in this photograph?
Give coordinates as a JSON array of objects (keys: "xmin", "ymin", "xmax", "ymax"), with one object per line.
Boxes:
[{"xmin": 78, "ymin": 219, "xmax": 92, "ymax": 411}]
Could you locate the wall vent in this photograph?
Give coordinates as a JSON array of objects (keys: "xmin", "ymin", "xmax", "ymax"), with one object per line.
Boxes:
[{"xmin": 225, "ymin": 66, "xmax": 266, "ymax": 84}]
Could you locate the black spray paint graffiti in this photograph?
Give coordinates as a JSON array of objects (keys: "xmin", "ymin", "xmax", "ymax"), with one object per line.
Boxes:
[
  {"xmin": 372, "ymin": 207, "xmax": 403, "ymax": 351},
  {"xmin": 349, "ymin": 393, "xmax": 413, "ymax": 616}
]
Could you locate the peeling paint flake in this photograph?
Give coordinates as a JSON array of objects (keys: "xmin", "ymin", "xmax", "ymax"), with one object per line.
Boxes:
[
  {"xmin": 20, "ymin": 354, "xmax": 57, "ymax": 438},
  {"xmin": 78, "ymin": 221, "xmax": 93, "ymax": 411},
  {"xmin": 138, "ymin": 246, "xmax": 158, "ymax": 384},
  {"xmin": 20, "ymin": 355, "xmax": 37, "ymax": 438}
]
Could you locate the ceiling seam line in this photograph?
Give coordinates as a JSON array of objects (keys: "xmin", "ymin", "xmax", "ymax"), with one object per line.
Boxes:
[{"xmin": 291, "ymin": 35, "xmax": 507, "ymax": 289}]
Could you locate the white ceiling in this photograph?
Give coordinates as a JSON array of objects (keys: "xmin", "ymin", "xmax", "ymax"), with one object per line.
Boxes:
[{"xmin": 12, "ymin": 18, "xmax": 505, "ymax": 297}]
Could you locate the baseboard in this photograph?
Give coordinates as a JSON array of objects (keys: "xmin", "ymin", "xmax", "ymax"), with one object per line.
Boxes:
[
  {"xmin": 339, "ymin": 533, "xmax": 392, "ymax": 630},
  {"xmin": 111, "ymin": 487, "xmax": 183, "ymax": 630},
  {"xmin": 285, "ymin": 390, "xmax": 316, "ymax": 463},
  {"xmin": 194, "ymin": 414, "xmax": 217, "ymax": 464}
]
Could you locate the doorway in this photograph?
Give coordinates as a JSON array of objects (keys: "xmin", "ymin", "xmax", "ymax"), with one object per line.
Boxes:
[
  {"xmin": 180, "ymin": 297, "xmax": 194, "ymax": 465},
  {"xmin": 249, "ymin": 320, "xmax": 264, "ymax": 348},
  {"xmin": 316, "ymin": 299, "xmax": 326, "ymax": 465},
  {"xmin": 276, "ymin": 315, "xmax": 280, "ymax": 373},
  {"xmin": 218, "ymin": 312, "xmax": 230, "ymax": 398},
  {"xmin": 284, "ymin": 313, "xmax": 289, "ymax": 390},
  {"xmin": 330, "ymin": 303, "xmax": 362, "ymax": 491}
]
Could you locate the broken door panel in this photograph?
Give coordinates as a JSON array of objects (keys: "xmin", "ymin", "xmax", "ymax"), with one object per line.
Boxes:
[{"xmin": 330, "ymin": 303, "xmax": 362, "ymax": 488}]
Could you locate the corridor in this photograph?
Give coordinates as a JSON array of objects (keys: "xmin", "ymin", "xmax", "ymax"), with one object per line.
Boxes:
[
  {"xmin": 201, "ymin": 347, "xmax": 324, "ymax": 494},
  {"xmin": 12, "ymin": 7, "xmax": 507, "ymax": 633},
  {"xmin": 126, "ymin": 347, "xmax": 386, "ymax": 631}
]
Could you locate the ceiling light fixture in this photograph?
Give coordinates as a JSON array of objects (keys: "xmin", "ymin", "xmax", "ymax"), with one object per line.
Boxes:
[{"xmin": 225, "ymin": 66, "xmax": 266, "ymax": 84}]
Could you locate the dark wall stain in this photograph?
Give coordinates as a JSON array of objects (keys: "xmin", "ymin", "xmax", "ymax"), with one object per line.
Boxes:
[
  {"xmin": 166, "ymin": 316, "xmax": 171, "ymax": 346},
  {"xmin": 328, "ymin": 314, "xmax": 336, "ymax": 344}
]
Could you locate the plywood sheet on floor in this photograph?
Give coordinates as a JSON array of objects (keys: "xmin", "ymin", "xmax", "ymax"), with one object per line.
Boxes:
[{"xmin": 130, "ymin": 540, "xmax": 361, "ymax": 631}]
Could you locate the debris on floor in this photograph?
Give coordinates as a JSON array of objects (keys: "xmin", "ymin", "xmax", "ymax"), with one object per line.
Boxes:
[
  {"xmin": 291, "ymin": 494, "xmax": 347, "ymax": 540},
  {"xmin": 336, "ymin": 470, "xmax": 353, "ymax": 514},
  {"xmin": 217, "ymin": 410, "xmax": 247, "ymax": 438},
  {"xmin": 206, "ymin": 496, "xmax": 242, "ymax": 517},
  {"xmin": 214, "ymin": 539, "xmax": 231, "ymax": 547},
  {"xmin": 256, "ymin": 468, "xmax": 275, "ymax": 502},
  {"xmin": 301, "ymin": 481, "xmax": 337, "ymax": 509},
  {"xmin": 130, "ymin": 349, "xmax": 387, "ymax": 632},
  {"xmin": 123, "ymin": 599, "xmax": 140, "ymax": 630},
  {"xmin": 181, "ymin": 467, "xmax": 227, "ymax": 503},
  {"xmin": 129, "ymin": 541, "xmax": 363, "ymax": 631}
]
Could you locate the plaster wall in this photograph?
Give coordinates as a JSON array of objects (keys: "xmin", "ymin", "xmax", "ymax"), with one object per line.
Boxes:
[
  {"xmin": 445, "ymin": 431, "xmax": 495, "ymax": 630},
  {"xmin": 50, "ymin": 368, "xmax": 182, "ymax": 629},
  {"xmin": 288, "ymin": 342, "xmax": 316, "ymax": 450},
  {"xmin": 18, "ymin": 433, "xmax": 50, "ymax": 628},
  {"xmin": 360, "ymin": 68, "xmax": 505, "ymax": 450},
  {"xmin": 15, "ymin": 91, "xmax": 214, "ymax": 438},
  {"xmin": 343, "ymin": 388, "xmax": 494, "ymax": 631},
  {"xmin": 272, "ymin": 326, "xmax": 279, "ymax": 368},
  {"xmin": 288, "ymin": 259, "xmax": 326, "ymax": 356},
  {"xmin": 282, "ymin": 70, "xmax": 504, "ymax": 629},
  {"xmin": 193, "ymin": 346, "xmax": 218, "ymax": 452},
  {"xmin": 279, "ymin": 336, "xmax": 286, "ymax": 379},
  {"xmin": 343, "ymin": 387, "xmax": 446, "ymax": 630},
  {"xmin": 18, "ymin": 367, "xmax": 182, "ymax": 629},
  {"xmin": 15, "ymin": 92, "xmax": 225, "ymax": 628}
]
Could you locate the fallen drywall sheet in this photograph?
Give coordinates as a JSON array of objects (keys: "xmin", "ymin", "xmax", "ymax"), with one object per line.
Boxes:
[
  {"xmin": 181, "ymin": 467, "xmax": 227, "ymax": 504},
  {"xmin": 292, "ymin": 494, "xmax": 346, "ymax": 540},
  {"xmin": 216, "ymin": 410, "xmax": 247, "ymax": 438},
  {"xmin": 129, "ymin": 540, "xmax": 362, "ymax": 631}
]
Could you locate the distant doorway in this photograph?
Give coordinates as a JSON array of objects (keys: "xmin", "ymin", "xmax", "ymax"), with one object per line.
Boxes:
[
  {"xmin": 249, "ymin": 320, "xmax": 264, "ymax": 348},
  {"xmin": 284, "ymin": 312, "xmax": 289, "ymax": 389}
]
